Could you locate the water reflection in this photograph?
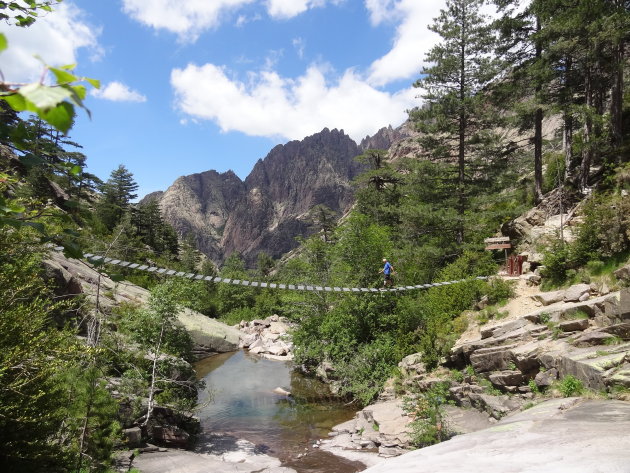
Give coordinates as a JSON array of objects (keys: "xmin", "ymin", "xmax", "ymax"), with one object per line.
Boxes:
[{"xmin": 195, "ymin": 350, "xmax": 364, "ymax": 473}]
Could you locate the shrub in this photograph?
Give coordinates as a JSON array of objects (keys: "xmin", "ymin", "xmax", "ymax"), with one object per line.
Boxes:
[
  {"xmin": 485, "ymin": 277, "xmax": 515, "ymax": 306},
  {"xmin": 403, "ymin": 382, "xmax": 453, "ymax": 448},
  {"xmin": 334, "ymin": 337, "xmax": 398, "ymax": 406},
  {"xmin": 557, "ymin": 375, "xmax": 584, "ymax": 397}
]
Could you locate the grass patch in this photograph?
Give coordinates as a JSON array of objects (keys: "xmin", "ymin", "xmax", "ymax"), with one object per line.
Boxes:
[
  {"xmin": 603, "ymin": 335, "xmax": 624, "ymax": 346},
  {"xmin": 476, "ymin": 306, "xmax": 509, "ymax": 325},
  {"xmin": 566, "ymin": 310, "xmax": 589, "ymax": 320}
]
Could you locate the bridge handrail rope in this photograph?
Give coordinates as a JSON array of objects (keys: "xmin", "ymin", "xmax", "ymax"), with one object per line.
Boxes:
[{"xmin": 54, "ymin": 247, "xmax": 489, "ymax": 293}]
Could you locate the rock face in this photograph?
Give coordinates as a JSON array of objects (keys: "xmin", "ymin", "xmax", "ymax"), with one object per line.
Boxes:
[
  {"xmin": 361, "ymin": 398, "xmax": 630, "ymax": 473},
  {"xmin": 153, "ymin": 128, "xmax": 368, "ymax": 266},
  {"xmin": 44, "ymin": 251, "xmax": 240, "ymax": 358},
  {"xmin": 450, "ymin": 286, "xmax": 630, "ymax": 393},
  {"xmin": 150, "ymin": 125, "xmax": 411, "ymax": 267}
]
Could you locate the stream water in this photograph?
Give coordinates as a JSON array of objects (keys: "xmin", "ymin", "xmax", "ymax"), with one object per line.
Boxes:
[{"xmin": 195, "ymin": 350, "xmax": 366, "ymax": 473}]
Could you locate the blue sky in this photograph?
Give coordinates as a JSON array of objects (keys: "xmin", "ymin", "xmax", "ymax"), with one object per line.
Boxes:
[{"xmin": 2, "ymin": 0, "xmax": 446, "ymax": 198}]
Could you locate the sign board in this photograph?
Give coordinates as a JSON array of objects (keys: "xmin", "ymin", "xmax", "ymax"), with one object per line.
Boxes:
[
  {"xmin": 484, "ymin": 236, "xmax": 510, "ymax": 243},
  {"xmin": 485, "ymin": 243, "xmax": 512, "ymax": 250}
]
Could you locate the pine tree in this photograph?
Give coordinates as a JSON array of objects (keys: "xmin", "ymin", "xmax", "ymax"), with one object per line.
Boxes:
[
  {"xmin": 97, "ymin": 164, "xmax": 139, "ymax": 231},
  {"xmin": 412, "ymin": 0, "xmax": 504, "ymax": 244},
  {"xmin": 132, "ymin": 199, "xmax": 179, "ymax": 256}
]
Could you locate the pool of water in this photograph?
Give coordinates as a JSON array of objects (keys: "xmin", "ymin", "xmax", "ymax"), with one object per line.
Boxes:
[{"xmin": 195, "ymin": 350, "xmax": 365, "ymax": 473}]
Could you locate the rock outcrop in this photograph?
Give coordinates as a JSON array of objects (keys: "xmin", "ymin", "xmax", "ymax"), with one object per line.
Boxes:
[
  {"xmin": 238, "ymin": 314, "xmax": 294, "ymax": 361},
  {"xmin": 152, "ymin": 128, "xmax": 365, "ymax": 267},
  {"xmin": 322, "ymin": 283, "xmax": 630, "ymax": 463},
  {"xmin": 451, "ymin": 285, "xmax": 630, "ymax": 392},
  {"xmin": 361, "ymin": 398, "xmax": 630, "ymax": 473},
  {"xmin": 44, "ymin": 251, "xmax": 240, "ymax": 358}
]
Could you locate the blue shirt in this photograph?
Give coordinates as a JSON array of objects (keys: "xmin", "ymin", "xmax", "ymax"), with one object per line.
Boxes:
[{"xmin": 383, "ymin": 262, "xmax": 392, "ymax": 275}]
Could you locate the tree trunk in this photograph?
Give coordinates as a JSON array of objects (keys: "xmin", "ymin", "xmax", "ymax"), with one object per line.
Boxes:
[
  {"xmin": 580, "ymin": 66, "xmax": 593, "ymax": 191},
  {"xmin": 563, "ymin": 56, "xmax": 574, "ymax": 182},
  {"xmin": 610, "ymin": 39, "xmax": 624, "ymax": 158},
  {"xmin": 457, "ymin": 48, "xmax": 466, "ymax": 245},
  {"xmin": 534, "ymin": 14, "xmax": 544, "ymax": 203}
]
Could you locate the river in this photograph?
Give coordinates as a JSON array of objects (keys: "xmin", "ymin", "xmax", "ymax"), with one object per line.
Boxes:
[{"xmin": 195, "ymin": 350, "xmax": 366, "ymax": 473}]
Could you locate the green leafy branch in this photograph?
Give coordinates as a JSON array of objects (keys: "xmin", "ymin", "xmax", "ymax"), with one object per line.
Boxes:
[
  {"xmin": 0, "ymin": 33, "xmax": 100, "ymax": 133},
  {"xmin": 0, "ymin": 1, "xmax": 60, "ymax": 28},
  {"xmin": 0, "ymin": 32, "xmax": 99, "ymax": 257}
]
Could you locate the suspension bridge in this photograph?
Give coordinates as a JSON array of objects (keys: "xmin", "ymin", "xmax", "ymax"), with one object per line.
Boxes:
[{"xmin": 56, "ymin": 248, "xmax": 489, "ymax": 293}]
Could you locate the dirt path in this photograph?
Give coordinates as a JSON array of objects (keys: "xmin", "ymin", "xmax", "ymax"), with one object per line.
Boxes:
[{"xmin": 457, "ymin": 276, "xmax": 543, "ymax": 345}]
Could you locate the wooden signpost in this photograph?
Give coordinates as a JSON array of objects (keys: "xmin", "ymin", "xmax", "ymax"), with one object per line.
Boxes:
[{"xmin": 484, "ymin": 236, "xmax": 513, "ymax": 273}]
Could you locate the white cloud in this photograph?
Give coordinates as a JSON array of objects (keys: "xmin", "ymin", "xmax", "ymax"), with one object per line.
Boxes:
[
  {"xmin": 292, "ymin": 37, "xmax": 305, "ymax": 59},
  {"xmin": 1, "ymin": 3, "xmax": 101, "ymax": 84},
  {"xmin": 121, "ymin": 0, "xmax": 255, "ymax": 42},
  {"xmin": 366, "ymin": 0, "xmax": 443, "ymax": 86},
  {"xmin": 171, "ymin": 62, "xmax": 415, "ymax": 142},
  {"xmin": 121, "ymin": 0, "xmax": 340, "ymax": 40},
  {"xmin": 266, "ymin": 0, "xmax": 345, "ymax": 19},
  {"xmin": 364, "ymin": 0, "xmax": 401, "ymax": 25},
  {"xmin": 265, "ymin": 0, "xmax": 311, "ymax": 18},
  {"xmin": 91, "ymin": 81, "xmax": 147, "ymax": 103},
  {"xmin": 235, "ymin": 13, "xmax": 262, "ymax": 27}
]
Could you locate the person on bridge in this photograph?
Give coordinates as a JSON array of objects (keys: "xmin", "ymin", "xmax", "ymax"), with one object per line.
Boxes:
[{"xmin": 379, "ymin": 258, "xmax": 395, "ymax": 287}]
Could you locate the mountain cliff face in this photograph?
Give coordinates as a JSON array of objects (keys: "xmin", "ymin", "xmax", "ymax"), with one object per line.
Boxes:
[{"xmin": 153, "ymin": 127, "xmax": 404, "ymax": 267}]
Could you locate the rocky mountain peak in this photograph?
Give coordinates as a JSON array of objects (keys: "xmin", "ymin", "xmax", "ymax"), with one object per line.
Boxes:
[{"xmin": 151, "ymin": 127, "xmax": 373, "ymax": 266}]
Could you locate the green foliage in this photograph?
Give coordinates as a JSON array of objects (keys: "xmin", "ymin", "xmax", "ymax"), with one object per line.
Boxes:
[
  {"xmin": 0, "ymin": 229, "xmax": 78, "ymax": 471},
  {"xmin": 403, "ymin": 382, "xmax": 453, "ymax": 448},
  {"xmin": 528, "ymin": 379, "xmax": 540, "ymax": 394},
  {"xmin": 131, "ymin": 199, "xmax": 179, "ymax": 257},
  {"xmin": 334, "ymin": 336, "xmax": 399, "ymax": 406},
  {"xmin": 96, "ymin": 165, "xmax": 139, "ymax": 231},
  {"xmin": 116, "ymin": 280, "xmax": 193, "ymax": 361},
  {"xmin": 557, "ymin": 375, "xmax": 584, "ymax": 397},
  {"xmin": 543, "ymin": 152, "xmax": 565, "ymax": 194},
  {"xmin": 542, "ymin": 183, "xmax": 630, "ymax": 287},
  {"xmin": 485, "ymin": 277, "xmax": 515, "ymax": 305},
  {"xmin": 476, "ymin": 306, "xmax": 508, "ymax": 325},
  {"xmin": 215, "ymin": 252, "xmax": 257, "ymax": 318},
  {"xmin": 59, "ymin": 366, "xmax": 121, "ymax": 473}
]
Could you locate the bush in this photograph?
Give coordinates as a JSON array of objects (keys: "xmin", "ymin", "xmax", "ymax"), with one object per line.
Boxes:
[
  {"xmin": 219, "ymin": 306, "xmax": 257, "ymax": 326},
  {"xmin": 484, "ymin": 277, "xmax": 515, "ymax": 306},
  {"xmin": 557, "ymin": 375, "xmax": 584, "ymax": 397},
  {"xmin": 334, "ymin": 337, "xmax": 398, "ymax": 406},
  {"xmin": 403, "ymin": 382, "xmax": 453, "ymax": 448}
]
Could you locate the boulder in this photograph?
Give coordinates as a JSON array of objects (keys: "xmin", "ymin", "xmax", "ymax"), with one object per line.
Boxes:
[
  {"xmin": 123, "ymin": 427, "xmax": 143, "ymax": 447},
  {"xmin": 470, "ymin": 344, "xmax": 518, "ymax": 373},
  {"xmin": 398, "ymin": 353, "xmax": 426, "ymax": 377},
  {"xmin": 251, "ymin": 319, "xmax": 271, "ymax": 328},
  {"xmin": 533, "ymin": 290, "xmax": 565, "ymax": 306},
  {"xmin": 268, "ymin": 321, "xmax": 290, "ymax": 334},
  {"xmin": 564, "ymin": 283, "xmax": 591, "ymax": 302},
  {"xmin": 177, "ymin": 310, "xmax": 240, "ymax": 358},
  {"xmin": 613, "ymin": 263, "xmax": 630, "ymax": 282},
  {"xmin": 534, "ymin": 368, "xmax": 558, "ymax": 388},
  {"xmin": 572, "ymin": 331, "xmax": 618, "ymax": 347},
  {"xmin": 360, "ymin": 399, "xmax": 630, "ymax": 473},
  {"xmin": 150, "ymin": 425, "xmax": 190, "ymax": 449},
  {"xmin": 557, "ymin": 344, "xmax": 630, "ymax": 390},
  {"xmin": 600, "ymin": 322, "xmax": 630, "ymax": 340},
  {"xmin": 621, "ymin": 288, "xmax": 630, "ymax": 320},
  {"xmin": 467, "ymin": 393, "xmax": 520, "ymax": 419},
  {"xmin": 266, "ymin": 344, "xmax": 287, "ymax": 356},
  {"xmin": 442, "ymin": 405, "xmax": 493, "ymax": 435},
  {"xmin": 488, "ymin": 370, "xmax": 524, "ymax": 388},
  {"xmin": 558, "ymin": 318, "xmax": 590, "ymax": 332}
]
